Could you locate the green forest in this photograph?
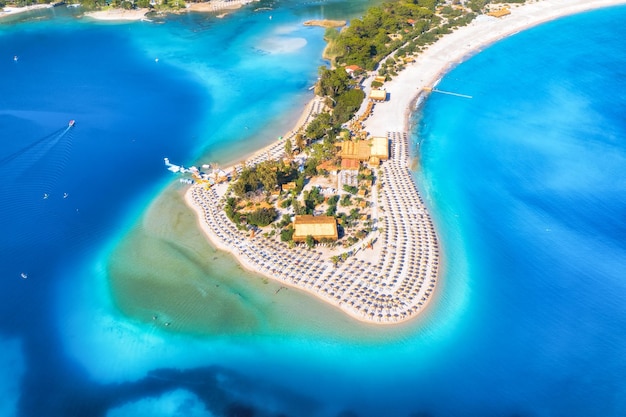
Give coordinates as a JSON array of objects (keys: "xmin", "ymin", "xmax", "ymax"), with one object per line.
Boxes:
[{"xmin": 323, "ymin": 0, "xmax": 523, "ymax": 71}]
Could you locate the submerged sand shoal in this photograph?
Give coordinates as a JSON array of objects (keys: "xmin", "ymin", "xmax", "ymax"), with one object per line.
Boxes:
[{"xmin": 182, "ymin": 0, "xmax": 626, "ymax": 325}]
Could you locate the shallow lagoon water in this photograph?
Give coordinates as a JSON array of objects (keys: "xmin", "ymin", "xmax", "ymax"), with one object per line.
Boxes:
[{"xmin": 1, "ymin": 3, "xmax": 626, "ymax": 417}]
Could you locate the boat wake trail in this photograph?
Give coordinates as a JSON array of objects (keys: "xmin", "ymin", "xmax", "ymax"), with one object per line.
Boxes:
[
  {"xmin": 0, "ymin": 123, "xmax": 75, "ymax": 254},
  {"xmin": 0, "ymin": 126, "xmax": 72, "ymax": 167}
]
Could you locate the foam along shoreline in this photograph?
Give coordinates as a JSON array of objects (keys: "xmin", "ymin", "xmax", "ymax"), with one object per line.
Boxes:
[
  {"xmin": 83, "ymin": 8, "xmax": 150, "ymax": 21},
  {"xmin": 0, "ymin": 4, "xmax": 52, "ymax": 19},
  {"xmin": 183, "ymin": 0, "xmax": 626, "ymax": 325}
]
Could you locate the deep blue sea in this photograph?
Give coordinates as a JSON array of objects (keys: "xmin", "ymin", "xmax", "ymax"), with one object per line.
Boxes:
[{"xmin": 1, "ymin": 3, "xmax": 625, "ymax": 417}]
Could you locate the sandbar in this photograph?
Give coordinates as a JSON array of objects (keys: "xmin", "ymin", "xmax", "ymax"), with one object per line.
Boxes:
[{"xmin": 303, "ymin": 19, "xmax": 346, "ymax": 28}]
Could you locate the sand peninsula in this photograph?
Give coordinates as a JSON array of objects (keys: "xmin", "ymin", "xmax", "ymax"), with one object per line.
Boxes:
[
  {"xmin": 184, "ymin": 0, "xmax": 626, "ymax": 324},
  {"xmin": 303, "ymin": 19, "xmax": 346, "ymax": 28}
]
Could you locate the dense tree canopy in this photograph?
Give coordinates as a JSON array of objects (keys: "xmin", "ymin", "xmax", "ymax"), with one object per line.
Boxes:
[
  {"xmin": 246, "ymin": 207, "xmax": 278, "ymax": 227},
  {"xmin": 330, "ymin": 1, "xmax": 437, "ymax": 70}
]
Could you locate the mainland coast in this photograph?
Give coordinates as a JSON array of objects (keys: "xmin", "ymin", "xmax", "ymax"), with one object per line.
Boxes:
[
  {"xmin": 82, "ymin": 0, "xmax": 258, "ymax": 21},
  {"xmin": 0, "ymin": 4, "xmax": 52, "ymax": 19},
  {"xmin": 185, "ymin": 0, "xmax": 626, "ymax": 325}
]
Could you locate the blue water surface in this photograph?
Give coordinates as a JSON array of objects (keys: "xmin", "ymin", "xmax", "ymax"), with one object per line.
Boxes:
[{"xmin": 0, "ymin": 3, "xmax": 625, "ymax": 417}]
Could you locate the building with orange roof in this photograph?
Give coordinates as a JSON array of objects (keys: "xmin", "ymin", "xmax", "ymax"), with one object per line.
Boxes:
[
  {"xmin": 344, "ymin": 65, "xmax": 362, "ymax": 76},
  {"xmin": 340, "ymin": 158, "xmax": 360, "ymax": 171}
]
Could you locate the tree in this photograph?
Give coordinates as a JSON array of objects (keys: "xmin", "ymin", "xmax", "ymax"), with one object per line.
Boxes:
[
  {"xmin": 232, "ymin": 180, "xmax": 247, "ymax": 198},
  {"xmin": 305, "ymin": 235, "xmax": 315, "ymax": 249},
  {"xmin": 257, "ymin": 161, "xmax": 278, "ymax": 193},
  {"xmin": 306, "ymin": 112, "xmax": 332, "ymax": 140},
  {"xmin": 332, "ymin": 89, "xmax": 365, "ymax": 125},
  {"xmin": 317, "ymin": 67, "xmax": 351, "ymax": 98},
  {"xmin": 246, "ymin": 207, "xmax": 277, "ymax": 227},
  {"xmin": 284, "ymin": 138, "xmax": 293, "ymax": 158},
  {"xmin": 295, "ymin": 133, "xmax": 306, "ymax": 151},
  {"xmin": 280, "ymin": 227, "xmax": 295, "ymax": 242}
]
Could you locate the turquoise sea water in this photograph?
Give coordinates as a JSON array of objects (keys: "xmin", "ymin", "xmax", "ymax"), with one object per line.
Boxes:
[{"xmin": 1, "ymin": 3, "xmax": 626, "ymax": 417}]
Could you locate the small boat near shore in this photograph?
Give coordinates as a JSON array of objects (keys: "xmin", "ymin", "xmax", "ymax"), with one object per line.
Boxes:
[{"xmin": 69, "ymin": 119, "xmax": 75, "ymax": 127}]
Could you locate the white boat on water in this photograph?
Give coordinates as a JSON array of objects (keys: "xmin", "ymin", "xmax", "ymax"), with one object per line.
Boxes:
[
  {"xmin": 164, "ymin": 157, "xmax": 185, "ymax": 173},
  {"xmin": 20, "ymin": 273, "xmax": 28, "ymax": 279}
]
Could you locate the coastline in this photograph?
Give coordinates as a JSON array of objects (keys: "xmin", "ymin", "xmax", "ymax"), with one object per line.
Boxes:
[
  {"xmin": 81, "ymin": 0, "xmax": 258, "ymax": 21},
  {"xmin": 361, "ymin": 0, "xmax": 626, "ymax": 138},
  {"xmin": 185, "ymin": 129, "xmax": 440, "ymax": 325},
  {"xmin": 185, "ymin": 0, "xmax": 258, "ymax": 13},
  {"xmin": 181, "ymin": 0, "xmax": 626, "ymax": 325},
  {"xmin": 0, "ymin": 4, "xmax": 52, "ymax": 20},
  {"xmin": 83, "ymin": 8, "xmax": 150, "ymax": 21}
]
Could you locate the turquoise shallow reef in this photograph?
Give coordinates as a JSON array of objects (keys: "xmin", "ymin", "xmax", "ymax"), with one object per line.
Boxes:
[{"xmin": 0, "ymin": 2, "xmax": 625, "ymax": 416}]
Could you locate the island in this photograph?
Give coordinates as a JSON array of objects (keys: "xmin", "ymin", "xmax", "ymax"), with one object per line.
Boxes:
[{"xmin": 175, "ymin": 0, "xmax": 626, "ymax": 325}]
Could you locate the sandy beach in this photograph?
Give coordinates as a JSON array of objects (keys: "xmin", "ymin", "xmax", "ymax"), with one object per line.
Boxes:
[
  {"xmin": 183, "ymin": 0, "xmax": 626, "ymax": 324},
  {"xmin": 303, "ymin": 19, "xmax": 346, "ymax": 28},
  {"xmin": 185, "ymin": 0, "xmax": 258, "ymax": 13},
  {"xmin": 0, "ymin": 4, "xmax": 52, "ymax": 20},
  {"xmin": 185, "ymin": 129, "xmax": 440, "ymax": 325},
  {"xmin": 362, "ymin": 0, "xmax": 626, "ymax": 137},
  {"xmin": 83, "ymin": 8, "xmax": 150, "ymax": 21}
]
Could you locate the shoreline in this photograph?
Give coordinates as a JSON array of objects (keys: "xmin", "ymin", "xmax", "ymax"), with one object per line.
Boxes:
[
  {"xmin": 186, "ymin": 130, "xmax": 439, "ymax": 325},
  {"xmin": 184, "ymin": 0, "xmax": 258, "ymax": 14},
  {"xmin": 361, "ymin": 0, "xmax": 626, "ymax": 137},
  {"xmin": 187, "ymin": 0, "xmax": 626, "ymax": 325},
  {"xmin": 0, "ymin": 4, "xmax": 52, "ymax": 20},
  {"xmin": 83, "ymin": 8, "xmax": 150, "ymax": 21},
  {"xmin": 81, "ymin": 0, "xmax": 258, "ymax": 21}
]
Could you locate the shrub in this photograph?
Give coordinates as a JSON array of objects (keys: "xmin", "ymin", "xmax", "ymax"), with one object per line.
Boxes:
[{"xmin": 246, "ymin": 207, "xmax": 277, "ymax": 227}]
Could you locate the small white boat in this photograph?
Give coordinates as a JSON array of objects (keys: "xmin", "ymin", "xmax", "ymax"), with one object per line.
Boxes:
[
  {"xmin": 68, "ymin": 119, "xmax": 75, "ymax": 127},
  {"xmin": 63, "ymin": 193, "xmax": 69, "ymax": 199},
  {"xmin": 43, "ymin": 193, "xmax": 49, "ymax": 199},
  {"xmin": 20, "ymin": 273, "xmax": 28, "ymax": 279},
  {"xmin": 13, "ymin": 56, "xmax": 18, "ymax": 62}
]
